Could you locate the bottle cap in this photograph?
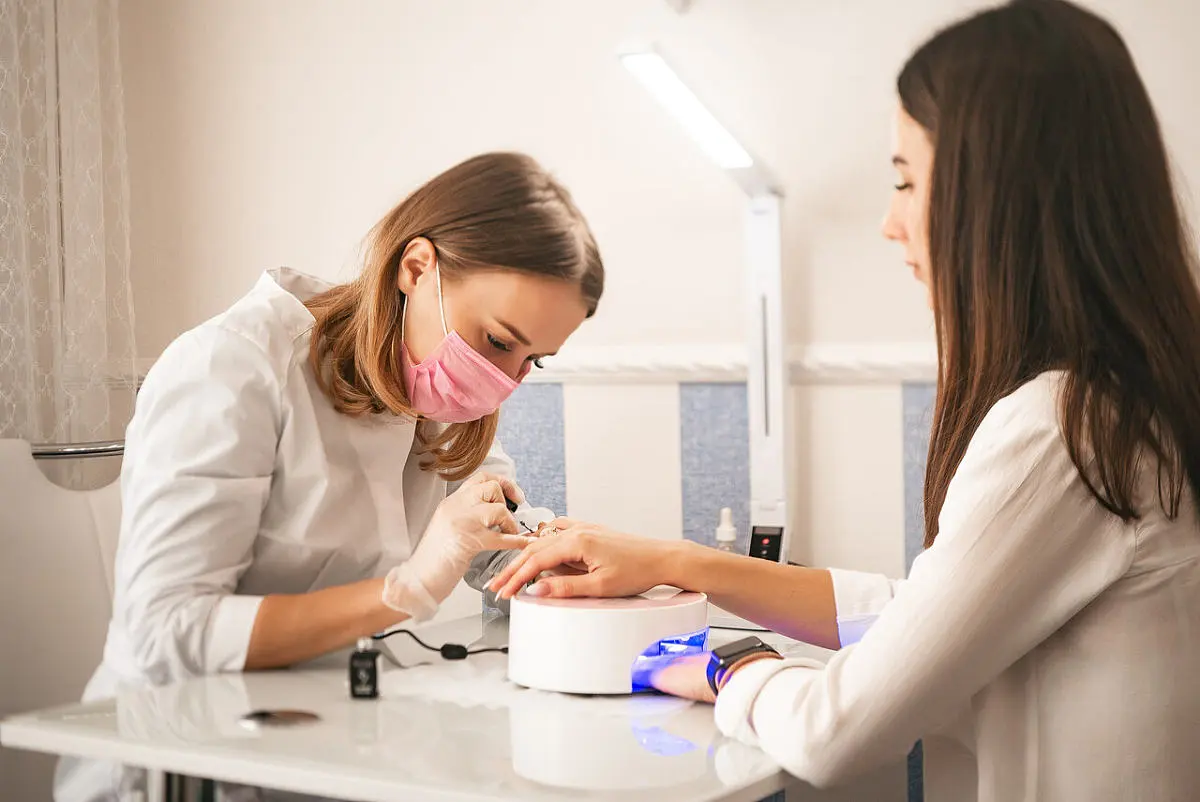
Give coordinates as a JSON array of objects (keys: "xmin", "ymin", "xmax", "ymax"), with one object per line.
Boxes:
[{"xmin": 716, "ymin": 507, "xmax": 737, "ymax": 542}]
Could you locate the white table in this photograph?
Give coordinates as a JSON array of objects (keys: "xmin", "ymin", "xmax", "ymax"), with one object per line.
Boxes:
[{"xmin": 1, "ymin": 614, "xmax": 901, "ymax": 802}]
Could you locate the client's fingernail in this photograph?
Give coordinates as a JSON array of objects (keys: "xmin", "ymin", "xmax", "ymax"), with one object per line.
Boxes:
[{"xmin": 526, "ymin": 582, "xmax": 547, "ymax": 597}]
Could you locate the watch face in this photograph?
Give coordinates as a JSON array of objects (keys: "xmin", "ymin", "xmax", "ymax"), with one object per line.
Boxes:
[{"xmin": 713, "ymin": 636, "xmax": 767, "ymax": 661}]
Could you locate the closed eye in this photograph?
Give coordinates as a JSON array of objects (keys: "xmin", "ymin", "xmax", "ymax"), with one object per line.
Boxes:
[{"xmin": 894, "ymin": 182, "xmax": 912, "ymax": 191}]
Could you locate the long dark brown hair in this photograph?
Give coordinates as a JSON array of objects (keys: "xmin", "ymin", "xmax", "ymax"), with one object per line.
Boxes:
[
  {"xmin": 305, "ymin": 152, "xmax": 604, "ymax": 480},
  {"xmin": 899, "ymin": 0, "xmax": 1200, "ymax": 546}
]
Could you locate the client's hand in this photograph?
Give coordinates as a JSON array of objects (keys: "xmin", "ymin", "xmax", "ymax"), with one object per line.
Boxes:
[
  {"xmin": 634, "ymin": 653, "xmax": 716, "ymax": 704},
  {"xmin": 487, "ymin": 519, "xmax": 684, "ymax": 601},
  {"xmin": 638, "ymin": 651, "xmax": 786, "ymax": 704}
]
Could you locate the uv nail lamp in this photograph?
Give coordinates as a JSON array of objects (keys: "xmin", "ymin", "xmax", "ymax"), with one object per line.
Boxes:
[{"xmin": 507, "ymin": 587, "xmax": 709, "ymax": 695}]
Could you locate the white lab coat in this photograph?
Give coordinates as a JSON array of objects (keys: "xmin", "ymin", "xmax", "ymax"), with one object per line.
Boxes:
[{"xmin": 57, "ymin": 268, "xmax": 523, "ymax": 801}]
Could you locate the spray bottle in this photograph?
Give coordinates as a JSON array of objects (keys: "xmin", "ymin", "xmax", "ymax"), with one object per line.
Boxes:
[{"xmin": 715, "ymin": 507, "xmax": 737, "ymax": 552}]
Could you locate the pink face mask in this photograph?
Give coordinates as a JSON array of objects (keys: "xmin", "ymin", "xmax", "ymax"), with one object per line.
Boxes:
[{"xmin": 400, "ymin": 263, "xmax": 519, "ymax": 424}]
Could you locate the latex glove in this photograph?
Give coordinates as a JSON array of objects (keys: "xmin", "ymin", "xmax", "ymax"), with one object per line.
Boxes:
[
  {"xmin": 463, "ymin": 507, "xmax": 567, "ymax": 614},
  {"xmin": 383, "ymin": 473, "xmax": 535, "ymax": 621}
]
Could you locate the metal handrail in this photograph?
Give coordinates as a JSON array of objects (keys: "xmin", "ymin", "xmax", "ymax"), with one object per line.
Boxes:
[{"xmin": 30, "ymin": 440, "xmax": 125, "ymax": 460}]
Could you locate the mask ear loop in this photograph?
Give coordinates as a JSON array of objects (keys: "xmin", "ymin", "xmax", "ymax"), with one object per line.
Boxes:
[
  {"xmin": 399, "ymin": 258, "xmax": 450, "ymax": 343},
  {"xmin": 433, "ymin": 260, "xmax": 449, "ymax": 335}
]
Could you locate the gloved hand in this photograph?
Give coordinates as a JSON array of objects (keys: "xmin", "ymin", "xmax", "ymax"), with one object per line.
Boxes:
[
  {"xmin": 383, "ymin": 472, "xmax": 535, "ymax": 621},
  {"xmin": 463, "ymin": 506, "xmax": 557, "ymax": 614}
]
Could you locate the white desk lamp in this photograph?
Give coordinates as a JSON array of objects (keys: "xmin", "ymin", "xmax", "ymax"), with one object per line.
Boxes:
[
  {"xmin": 506, "ymin": 37, "xmax": 790, "ymax": 694},
  {"xmin": 620, "ymin": 48, "xmax": 792, "ymax": 564}
]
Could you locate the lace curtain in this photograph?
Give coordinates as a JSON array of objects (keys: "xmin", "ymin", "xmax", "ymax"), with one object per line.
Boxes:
[{"xmin": 0, "ymin": 0, "xmax": 136, "ymax": 487}]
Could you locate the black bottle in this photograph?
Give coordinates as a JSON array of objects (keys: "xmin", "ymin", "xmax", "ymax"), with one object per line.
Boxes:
[{"xmin": 349, "ymin": 637, "xmax": 380, "ymax": 699}]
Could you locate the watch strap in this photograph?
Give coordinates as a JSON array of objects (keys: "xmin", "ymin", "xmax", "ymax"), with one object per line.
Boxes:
[{"xmin": 708, "ymin": 637, "xmax": 780, "ymax": 696}]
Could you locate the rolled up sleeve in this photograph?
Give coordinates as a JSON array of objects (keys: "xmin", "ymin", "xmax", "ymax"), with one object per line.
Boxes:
[
  {"xmin": 115, "ymin": 327, "xmax": 281, "ymax": 683},
  {"xmin": 828, "ymin": 568, "xmax": 906, "ymax": 647}
]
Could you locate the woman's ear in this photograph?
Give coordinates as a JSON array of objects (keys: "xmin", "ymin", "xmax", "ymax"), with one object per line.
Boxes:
[{"xmin": 397, "ymin": 237, "xmax": 437, "ymax": 294}]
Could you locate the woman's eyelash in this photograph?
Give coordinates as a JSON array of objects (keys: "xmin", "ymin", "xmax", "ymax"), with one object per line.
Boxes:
[
  {"xmin": 489, "ymin": 333, "xmax": 545, "ymax": 369},
  {"xmin": 894, "ymin": 182, "xmax": 912, "ymax": 191}
]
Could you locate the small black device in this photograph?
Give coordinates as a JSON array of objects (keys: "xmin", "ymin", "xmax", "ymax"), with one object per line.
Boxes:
[
  {"xmin": 748, "ymin": 525, "xmax": 785, "ymax": 562},
  {"xmin": 349, "ymin": 637, "xmax": 380, "ymax": 699},
  {"xmin": 706, "ymin": 635, "xmax": 781, "ymax": 695}
]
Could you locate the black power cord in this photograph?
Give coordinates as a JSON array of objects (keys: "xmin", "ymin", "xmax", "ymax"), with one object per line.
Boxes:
[{"xmin": 372, "ymin": 628, "xmax": 508, "ymax": 661}]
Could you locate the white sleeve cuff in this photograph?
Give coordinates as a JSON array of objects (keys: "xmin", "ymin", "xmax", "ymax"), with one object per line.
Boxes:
[
  {"xmin": 828, "ymin": 568, "xmax": 902, "ymax": 647},
  {"xmin": 205, "ymin": 594, "xmax": 264, "ymax": 673},
  {"xmin": 714, "ymin": 657, "xmax": 822, "ymax": 746}
]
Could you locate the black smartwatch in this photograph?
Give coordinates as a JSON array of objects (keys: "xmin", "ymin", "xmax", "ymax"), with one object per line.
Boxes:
[{"xmin": 707, "ymin": 636, "xmax": 781, "ymax": 696}]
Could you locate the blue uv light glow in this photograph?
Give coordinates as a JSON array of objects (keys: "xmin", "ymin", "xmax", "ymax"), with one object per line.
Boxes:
[
  {"xmin": 630, "ymin": 627, "xmax": 710, "ymax": 693},
  {"xmin": 631, "ymin": 724, "xmax": 698, "ymax": 757}
]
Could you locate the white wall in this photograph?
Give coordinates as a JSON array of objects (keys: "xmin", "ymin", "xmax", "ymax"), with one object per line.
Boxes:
[
  {"xmin": 117, "ymin": 0, "xmax": 751, "ymax": 357},
  {"xmin": 117, "ymin": 0, "xmax": 1200, "ymax": 577}
]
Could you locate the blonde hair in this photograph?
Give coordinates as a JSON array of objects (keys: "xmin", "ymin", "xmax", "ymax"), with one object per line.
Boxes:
[{"xmin": 304, "ymin": 152, "xmax": 604, "ymax": 481}]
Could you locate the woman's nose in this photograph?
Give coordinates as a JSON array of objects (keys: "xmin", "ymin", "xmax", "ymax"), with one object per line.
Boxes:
[{"xmin": 881, "ymin": 210, "xmax": 906, "ymax": 242}]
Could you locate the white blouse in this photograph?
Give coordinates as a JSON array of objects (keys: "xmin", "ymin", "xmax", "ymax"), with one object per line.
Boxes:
[
  {"xmin": 85, "ymin": 268, "xmax": 519, "ymax": 697},
  {"xmin": 715, "ymin": 372, "xmax": 1200, "ymax": 802},
  {"xmin": 61, "ymin": 267, "xmax": 550, "ymax": 802}
]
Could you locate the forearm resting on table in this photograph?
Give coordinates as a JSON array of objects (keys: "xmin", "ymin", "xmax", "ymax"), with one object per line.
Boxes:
[
  {"xmin": 245, "ymin": 578, "xmax": 408, "ymax": 671},
  {"xmin": 672, "ymin": 542, "xmax": 841, "ymax": 650}
]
